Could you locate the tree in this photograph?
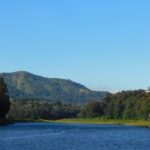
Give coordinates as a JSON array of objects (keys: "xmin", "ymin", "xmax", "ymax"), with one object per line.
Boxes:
[
  {"xmin": 0, "ymin": 77, "xmax": 10, "ymax": 119},
  {"xmin": 79, "ymin": 101, "xmax": 104, "ymax": 118}
]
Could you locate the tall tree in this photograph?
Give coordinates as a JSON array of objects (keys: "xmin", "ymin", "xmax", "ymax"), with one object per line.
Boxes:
[
  {"xmin": 0, "ymin": 77, "xmax": 10, "ymax": 119},
  {"xmin": 79, "ymin": 101, "xmax": 104, "ymax": 118}
]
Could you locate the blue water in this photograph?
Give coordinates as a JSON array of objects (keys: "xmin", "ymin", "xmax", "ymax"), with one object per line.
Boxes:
[{"xmin": 0, "ymin": 123, "xmax": 150, "ymax": 150}]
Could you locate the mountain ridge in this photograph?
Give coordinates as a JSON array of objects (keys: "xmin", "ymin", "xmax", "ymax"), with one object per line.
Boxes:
[{"xmin": 0, "ymin": 71, "xmax": 109, "ymax": 103}]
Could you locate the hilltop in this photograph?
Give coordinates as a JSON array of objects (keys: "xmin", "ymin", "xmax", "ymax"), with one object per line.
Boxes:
[{"xmin": 0, "ymin": 71, "xmax": 109, "ymax": 103}]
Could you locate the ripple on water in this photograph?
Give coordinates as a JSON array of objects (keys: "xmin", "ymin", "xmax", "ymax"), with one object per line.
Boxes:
[{"xmin": 0, "ymin": 123, "xmax": 150, "ymax": 150}]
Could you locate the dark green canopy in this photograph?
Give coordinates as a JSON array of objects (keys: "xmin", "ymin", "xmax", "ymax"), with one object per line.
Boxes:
[{"xmin": 0, "ymin": 78, "xmax": 10, "ymax": 119}]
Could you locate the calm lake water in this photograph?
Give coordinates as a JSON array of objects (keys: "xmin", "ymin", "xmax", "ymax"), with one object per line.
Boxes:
[{"xmin": 0, "ymin": 123, "xmax": 150, "ymax": 150}]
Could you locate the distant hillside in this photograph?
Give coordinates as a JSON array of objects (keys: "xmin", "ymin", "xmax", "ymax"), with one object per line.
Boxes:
[{"xmin": 0, "ymin": 71, "xmax": 109, "ymax": 103}]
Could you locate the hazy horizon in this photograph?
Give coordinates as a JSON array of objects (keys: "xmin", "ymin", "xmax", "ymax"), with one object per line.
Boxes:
[{"xmin": 1, "ymin": 0, "xmax": 150, "ymax": 92}]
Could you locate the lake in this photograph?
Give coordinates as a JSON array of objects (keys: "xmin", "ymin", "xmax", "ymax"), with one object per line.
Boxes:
[{"xmin": 0, "ymin": 123, "xmax": 150, "ymax": 150}]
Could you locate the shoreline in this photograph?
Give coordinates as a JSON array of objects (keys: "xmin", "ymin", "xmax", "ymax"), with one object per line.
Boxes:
[
  {"xmin": 0, "ymin": 119, "xmax": 13, "ymax": 126},
  {"xmin": 13, "ymin": 118, "xmax": 150, "ymax": 127}
]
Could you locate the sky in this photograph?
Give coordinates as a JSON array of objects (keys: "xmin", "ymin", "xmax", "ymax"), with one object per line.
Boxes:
[{"xmin": 0, "ymin": 0, "xmax": 150, "ymax": 92}]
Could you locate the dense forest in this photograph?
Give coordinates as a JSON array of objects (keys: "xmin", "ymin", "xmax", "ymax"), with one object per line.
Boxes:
[
  {"xmin": 79, "ymin": 89, "xmax": 150, "ymax": 120},
  {"xmin": 1, "ymin": 77, "xmax": 150, "ymax": 122},
  {"xmin": 7, "ymin": 90, "xmax": 150, "ymax": 121},
  {"xmin": 8, "ymin": 100, "xmax": 80, "ymax": 120}
]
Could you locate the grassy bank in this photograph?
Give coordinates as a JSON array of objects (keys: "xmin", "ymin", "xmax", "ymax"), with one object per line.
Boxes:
[
  {"xmin": 23, "ymin": 118, "xmax": 150, "ymax": 127},
  {"xmin": 13, "ymin": 118, "xmax": 150, "ymax": 127}
]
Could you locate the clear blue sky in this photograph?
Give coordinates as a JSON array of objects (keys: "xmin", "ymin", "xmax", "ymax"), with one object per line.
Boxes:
[{"xmin": 0, "ymin": 0, "xmax": 150, "ymax": 92}]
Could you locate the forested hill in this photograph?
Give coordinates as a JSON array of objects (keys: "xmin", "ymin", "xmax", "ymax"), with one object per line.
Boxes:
[{"xmin": 0, "ymin": 71, "xmax": 109, "ymax": 103}]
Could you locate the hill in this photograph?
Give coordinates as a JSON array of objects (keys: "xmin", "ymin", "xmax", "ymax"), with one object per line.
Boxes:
[{"xmin": 0, "ymin": 71, "xmax": 109, "ymax": 103}]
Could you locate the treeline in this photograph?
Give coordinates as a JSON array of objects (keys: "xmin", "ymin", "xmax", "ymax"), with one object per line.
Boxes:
[
  {"xmin": 79, "ymin": 89, "xmax": 150, "ymax": 120},
  {"xmin": 8, "ymin": 100, "xmax": 80, "ymax": 120},
  {"xmin": 7, "ymin": 89, "xmax": 150, "ymax": 121}
]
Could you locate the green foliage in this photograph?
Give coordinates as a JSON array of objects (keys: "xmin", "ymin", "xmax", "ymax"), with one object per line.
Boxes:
[
  {"xmin": 78, "ymin": 90, "xmax": 150, "ymax": 120},
  {"xmin": 7, "ymin": 89, "xmax": 150, "ymax": 121},
  {"xmin": 0, "ymin": 78, "xmax": 10, "ymax": 119},
  {"xmin": 8, "ymin": 100, "xmax": 80, "ymax": 120},
  {"xmin": 104, "ymin": 90, "xmax": 150, "ymax": 120},
  {"xmin": 79, "ymin": 101, "xmax": 104, "ymax": 118},
  {"xmin": 0, "ymin": 77, "xmax": 7, "ymax": 95}
]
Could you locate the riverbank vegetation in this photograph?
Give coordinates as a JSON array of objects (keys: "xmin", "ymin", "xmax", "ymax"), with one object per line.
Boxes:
[
  {"xmin": 7, "ymin": 89, "xmax": 150, "ymax": 122},
  {"xmin": 51, "ymin": 118, "xmax": 150, "ymax": 126},
  {"xmin": 1, "ymin": 77, "xmax": 150, "ymax": 126},
  {"xmin": 12, "ymin": 118, "xmax": 150, "ymax": 127}
]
